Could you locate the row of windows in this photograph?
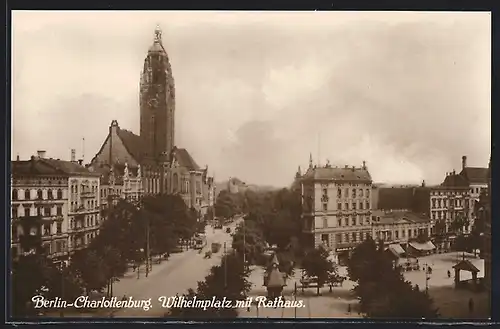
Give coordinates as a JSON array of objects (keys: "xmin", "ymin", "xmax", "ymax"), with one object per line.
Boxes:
[
  {"xmin": 69, "ymin": 200, "xmax": 99, "ymax": 212},
  {"xmin": 375, "ymin": 227, "xmax": 428, "ymax": 240},
  {"xmin": 11, "ymin": 221, "xmax": 63, "ymax": 239},
  {"xmin": 321, "ymin": 215, "xmax": 371, "ymax": 228},
  {"xmin": 12, "ymin": 205, "xmax": 63, "ymax": 218},
  {"xmin": 322, "ymin": 201, "xmax": 370, "ymax": 212},
  {"xmin": 431, "ymin": 198, "xmax": 466, "ymax": 209},
  {"xmin": 321, "ymin": 231, "xmax": 371, "ymax": 247},
  {"xmin": 12, "ymin": 189, "xmax": 63, "ymax": 201},
  {"xmin": 70, "ymin": 214, "xmax": 99, "ymax": 229},
  {"xmin": 71, "ymin": 184, "xmax": 98, "ymax": 194},
  {"xmin": 322, "ymin": 188, "xmax": 371, "ymax": 199},
  {"xmin": 431, "ymin": 210, "xmax": 468, "ymax": 221}
]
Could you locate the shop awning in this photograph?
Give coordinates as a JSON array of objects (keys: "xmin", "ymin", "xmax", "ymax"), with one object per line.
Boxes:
[
  {"xmin": 388, "ymin": 244, "xmax": 405, "ymax": 255},
  {"xmin": 409, "ymin": 241, "xmax": 436, "ymax": 251}
]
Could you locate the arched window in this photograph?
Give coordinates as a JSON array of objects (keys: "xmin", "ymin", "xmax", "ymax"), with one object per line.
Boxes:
[
  {"xmin": 12, "ymin": 189, "xmax": 18, "ymax": 201},
  {"xmin": 37, "ymin": 189, "xmax": 43, "ymax": 200},
  {"xmin": 48, "ymin": 189, "xmax": 53, "ymax": 199},
  {"xmin": 172, "ymin": 173, "xmax": 179, "ymax": 193},
  {"xmin": 25, "ymin": 189, "xmax": 31, "ymax": 200},
  {"xmin": 57, "ymin": 189, "xmax": 63, "ymax": 199}
]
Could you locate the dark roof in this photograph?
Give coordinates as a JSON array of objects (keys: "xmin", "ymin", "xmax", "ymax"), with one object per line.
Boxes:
[
  {"xmin": 173, "ymin": 147, "xmax": 200, "ymax": 171},
  {"xmin": 460, "ymin": 167, "xmax": 489, "ymax": 185},
  {"xmin": 12, "ymin": 158, "xmax": 98, "ymax": 177},
  {"xmin": 117, "ymin": 129, "xmax": 149, "ymax": 162},
  {"xmin": 442, "ymin": 173, "xmax": 470, "ymax": 188},
  {"xmin": 377, "ymin": 187, "xmax": 415, "ymax": 210},
  {"xmin": 372, "ymin": 210, "xmax": 431, "ymax": 225},
  {"xmin": 302, "ymin": 166, "xmax": 371, "ymax": 182},
  {"xmin": 452, "ymin": 260, "xmax": 480, "ymax": 273}
]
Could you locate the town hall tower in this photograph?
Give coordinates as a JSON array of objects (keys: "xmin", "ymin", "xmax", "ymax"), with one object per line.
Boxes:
[{"xmin": 140, "ymin": 25, "xmax": 176, "ymax": 159}]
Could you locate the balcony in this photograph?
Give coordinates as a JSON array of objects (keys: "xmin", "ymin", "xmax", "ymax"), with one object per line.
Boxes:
[
  {"xmin": 41, "ymin": 215, "xmax": 64, "ymax": 223},
  {"xmin": 34, "ymin": 198, "xmax": 64, "ymax": 206}
]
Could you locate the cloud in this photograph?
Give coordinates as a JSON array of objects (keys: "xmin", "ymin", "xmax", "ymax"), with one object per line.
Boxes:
[{"xmin": 12, "ymin": 11, "xmax": 490, "ymax": 187}]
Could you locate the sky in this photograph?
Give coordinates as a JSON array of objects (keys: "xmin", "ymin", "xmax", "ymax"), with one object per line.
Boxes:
[{"xmin": 11, "ymin": 11, "xmax": 491, "ymax": 187}]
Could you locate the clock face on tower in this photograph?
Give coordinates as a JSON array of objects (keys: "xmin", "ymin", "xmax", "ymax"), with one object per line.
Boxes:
[{"xmin": 148, "ymin": 98, "xmax": 158, "ymax": 108}]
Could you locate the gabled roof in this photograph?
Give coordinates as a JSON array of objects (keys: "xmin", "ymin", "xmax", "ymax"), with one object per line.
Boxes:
[
  {"xmin": 302, "ymin": 166, "xmax": 371, "ymax": 182},
  {"xmin": 452, "ymin": 259, "xmax": 479, "ymax": 273},
  {"xmin": 460, "ymin": 167, "xmax": 489, "ymax": 185},
  {"xmin": 172, "ymin": 147, "xmax": 200, "ymax": 171},
  {"xmin": 442, "ymin": 173, "xmax": 470, "ymax": 188},
  {"xmin": 12, "ymin": 158, "xmax": 98, "ymax": 177},
  {"xmin": 117, "ymin": 129, "xmax": 149, "ymax": 162}
]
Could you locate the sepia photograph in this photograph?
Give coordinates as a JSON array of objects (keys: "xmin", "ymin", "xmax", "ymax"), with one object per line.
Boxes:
[{"xmin": 10, "ymin": 10, "xmax": 491, "ymax": 320}]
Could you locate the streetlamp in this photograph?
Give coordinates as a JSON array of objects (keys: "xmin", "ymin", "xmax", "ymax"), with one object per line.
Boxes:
[
  {"xmin": 137, "ymin": 248, "xmax": 144, "ymax": 279},
  {"xmin": 58, "ymin": 260, "xmax": 68, "ymax": 317}
]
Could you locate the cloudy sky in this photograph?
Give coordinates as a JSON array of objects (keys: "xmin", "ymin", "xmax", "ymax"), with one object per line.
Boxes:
[{"xmin": 12, "ymin": 11, "xmax": 491, "ymax": 187}]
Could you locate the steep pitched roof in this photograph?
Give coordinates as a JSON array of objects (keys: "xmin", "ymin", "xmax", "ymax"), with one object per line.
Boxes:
[
  {"xmin": 117, "ymin": 129, "xmax": 148, "ymax": 162},
  {"xmin": 460, "ymin": 167, "xmax": 489, "ymax": 185},
  {"xmin": 173, "ymin": 147, "xmax": 200, "ymax": 171},
  {"xmin": 452, "ymin": 260, "xmax": 480, "ymax": 273},
  {"xmin": 302, "ymin": 166, "xmax": 372, "ymax": 182},
  {"xmin": 12, "ymin": 158, "xmax": 98, "ymax": 177},
  {"xmin": 442, "ymin": 173, "xmax": 470, "ymax": 187}
]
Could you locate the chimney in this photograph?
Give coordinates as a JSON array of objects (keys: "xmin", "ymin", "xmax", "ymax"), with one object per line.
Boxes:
[
  {"xmin": 37, "ymin": 150, "xmax": 46, "ymax": 159},
  {"xmin": 78, "ymin": 159, "xmax": 83, "ymax": 166},
  {"xmin": 462, "ymin": 156, "xmax": 467, "ymax": 170},
  {"xmin": 71, "ymin": 149, "xmax": 76, "ymax": 162},
  {"xmin": 362, "ymin": 161, "xmax": 366, "ymax": 170},
  {"xmin": 453, "ymin": 169, "xmax": 456, "ymax": 175},
  {"xmin": 345, "ymin": 165, "xmax": 348, "ymax": 169},
  {"xmin": 16, "ymin": 154, "xmax": 20, "ymax": 161},
  {"xmin": 422, "ymin": 180, "xmax": 426, "ymax": 187},
  {"xmin": 352, "ymin": 166, "xmax": 355, "ymax": 171}
]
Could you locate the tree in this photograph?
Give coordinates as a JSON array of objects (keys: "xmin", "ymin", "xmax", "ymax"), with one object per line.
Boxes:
[
  {"xmin": 70, "ymin": 249, "xmax": 109, "ymax": 294},
  {"xmin": 232, "ymin": 220, "xmax": 266, "ymax": 265},
  {"xmin": 302, "ymin": 246, "xmax": 334, "ymax": 295},
  {"xmin": 348, "ymin": 238, "xmax": 438, "ymax": 318},
  {"xmin": 450, "ymin": 213, "xmax": 468, "ymax": 234},
  {"xmin": 12, "ymin": 254, "xmax": 54, "ymax": 317}
]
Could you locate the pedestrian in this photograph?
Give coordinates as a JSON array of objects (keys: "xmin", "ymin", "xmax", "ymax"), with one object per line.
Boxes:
[
  {"xmin": 469, "ymin": 298, "xmax": 474, "ymax": 314},
  {"xmin": 132, "ymin": 264, "xmax": 136, "ymax": 272},
  {"xmin": 447, "ymin": 270, "xmax": 451, "ymax": 278},
  {"xmin": 348, "ymin": 304, "xmax": 351, "ymax": 313}
]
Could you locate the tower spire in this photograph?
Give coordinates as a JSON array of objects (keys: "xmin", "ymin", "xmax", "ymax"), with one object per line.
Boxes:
[{"xmin": 309, "ymin": 153, "xmax": 313, "ymax": 169}]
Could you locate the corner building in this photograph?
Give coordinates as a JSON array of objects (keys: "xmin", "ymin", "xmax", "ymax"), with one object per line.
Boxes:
[{"xmin": 301, "ymin": 156, "xmax": 372, "ymax": 262}]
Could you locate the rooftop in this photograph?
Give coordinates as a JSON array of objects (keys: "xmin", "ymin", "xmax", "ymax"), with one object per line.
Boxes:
[
  {"xmin": 12, "ymin": 157, "xmax": 99, "ymax": 177},
  {"xmin": 372, "ymin": 210, "xmax": 431, "ymax": 225},
  {"xmin": 302, "ymin": 165, "xmax": 371, "ymax": 182}
]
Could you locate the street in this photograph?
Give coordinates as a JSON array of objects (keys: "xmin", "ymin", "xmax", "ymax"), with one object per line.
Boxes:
[{"xmin": 110, "ymin": 218, "xmax": 242, "ymax": 317}]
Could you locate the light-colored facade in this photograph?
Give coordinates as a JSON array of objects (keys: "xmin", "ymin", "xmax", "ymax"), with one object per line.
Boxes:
[
  {"xmin": 371, "ymin": 210, "xmax": 432, "ymax": 245},
  {"xmin": 11, "ymin": 152, "xmax": 100, "ymax": 260},
  {"xmin": 300, "ymin": 157, "xmax": 372, "ymax": 252}
]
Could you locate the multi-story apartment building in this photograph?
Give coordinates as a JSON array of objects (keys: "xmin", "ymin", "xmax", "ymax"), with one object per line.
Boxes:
[
  {"xmin": 300, "ymin": 158, "xmax": 372, "ymax": 261},
  {"xmin": 11, "ymin": 151, "xmax": 101, "ymax": 261}
]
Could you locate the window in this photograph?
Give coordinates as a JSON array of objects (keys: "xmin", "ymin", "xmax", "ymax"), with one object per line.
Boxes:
[
  {"xmin": 12, "ymin": 206, "xmax": 18, "ymax": 218},
  {"xmin": 12, "ymin": 225, "xmax": 18, "ymax": 240},
  {"xmin": 344, "ymin": 218, "xmax": 349, "ymax": 226},
  {"xmin": 366, "ymin": 216, "xmax": 370, "ymax": 225},
  {"xmin": 359, "ymin": 189, "xmax": 363, "ymax": 197},
  {"xmin": 352, "ymin": 202, "xmax": 356, "ymax": 210},
  {"xmin": 57, "ymin": 189, "xmax": 63, "ymax": 199},
  {"xmin": 43, "ymin": 224, "xmax": 51, "ymax": 236},
  {"xmin": 353, "ymin": 232, "xmax": 357, "ymax": 242},
  {"xmin": 345, "ymin": 202, "xmax": 349, "ymax": 210},
  {"xmin": 366, "ymin": 189, "xmax": 370, "ymax": 197},
  {"xmin": 337, "ymin": 188, "xmax": 342, "ymax": 198},
  {"xmin": 366, "ymin": 201, "xmax": 370, "ymax": 209},
  {"xmin": 56, "ymin": 223, "xmax": 62, "ymax": 234},
  {"xmin": 337, "ymin": 203, "xmax": 342, "ymax": 210},
  {"xmin": 323, "ymin": 217, "xmax": 328, "ymax": 228},
  {"xmin": 337, "ymin": 218, "xmax": 342, "ymax": 227},
  {"xmin": 352, "ymin": 189, "xmax": 357, "ymax": 198},
  {"xmin": 351, "ymin": 216, "xmax": 356, "ymax": 226},
  {"xmin": 408, "ymin": 229, "xmax": 411, "ymax": 238},
  {"xmin": 322, "ymin": 203, "xmax": 328, "ymax": 211},
  {"xmin": 12, "ymin": 189, "xmax": 18, "ymax": 200},
  {"xmin": 24, "ymin": 206, "xmax": 30, "ymax": 217},
  {"xmin": 322, "ymin": 188, "xmax": 328, "ymax": 196},
  {"xmin": 57, "ymin": 206, "xmax": 62, "ymax": 216},
  {"xmin": 321, "ymin": 234, "xmax": 329, "ymax": 247},
  {"xmin": 25, "ymin": 190, "xmax": 31, "ymax": 200},
  {"xmin": 37, "ymin": 189, "xmax": 43, "ymax": 200},
  {"xmin": 402, "ymin": 230, "xmax": 406, "ymax": 237},
  {"xmin": 44, "ymin": 207, "xmax": 51, "ymax": 217},
  {"xmin": 395, "ymin": 231, "xmax": 399, "ymax": 239},
  {"xmin": 47, "ymin": 189, "xmax": 53, "ymax": 199},
  {"xmin": 337, "ymin": 233, "xmax": 342, "ymax": 243},
  {"xmin": 432, "ymin": 200, "xmax": 436, "ymax": 209},
  {"xmin": 359, "ymin": 202, "xmax": 364, "ymax": 210}
]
